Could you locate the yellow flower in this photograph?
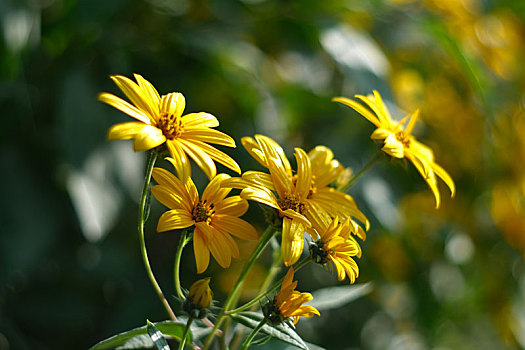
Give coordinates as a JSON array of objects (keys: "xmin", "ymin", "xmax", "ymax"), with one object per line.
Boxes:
[
  {"xmin": 188, "ymin": 277, "xmax": 213, "ymax": 309},
  {"xmin": 310, "ymin": 217, "xmax": 361, "ymax": 284},
  {"xmin": 99, "ymin": 74, "xmax": 240, "ymax": 181},
  {"xmin": 270, "ymin": 267, "xmax": 320, "ymax": 325},
  {"xmin": 151, "ymin": 160, "xmax": 258, "ymax": 273},
  {"xmin": 225, "ymin": 135, "xmax": 368, "ymax": 266},
  {"xmin": 333, "ymin": 91, "xmax": 456, "ymax": 208}
]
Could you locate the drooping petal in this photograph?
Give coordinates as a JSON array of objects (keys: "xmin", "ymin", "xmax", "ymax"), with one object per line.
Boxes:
[
  {"xmin": 157, "ymin": 209, "xmax": 194, "ymax": 232},
  {"xmin": 99, "ymin": 93, "xmax": 152, "ymax": 125},
  {"xmin": 185, "ymin": 140, "xmax": 241, "ymax": 175},
  {"xmin": 194, "ymin": 226, "xmax": 211, "ymax": 274},
  {"xmin": 211, "ymin": 215, "xmax": 258, "ymax": 240},
  {"xmin": 132, "ymin": 124, "xmax": 167, "ymax": 152},
  {"xmin": 107, "ymin": 121, "xmax": 151, "ymax": 140},
  {"xmin": 183, "ymin": 128, "xmax": 236, "ymax": 147},
  {"xmin": 166, "ymin": 140, "xmax": 192, "ymax": 182},
  {"xmin": 432, "ymin": 162, "xmax": 456, "ymax": 197},
  {"xmin": 332, "ymin": 96, "xmax": 381, "ymax": 128},
  {"xmin": 281, "ymin": 218, "xmax": 305, "ymax": 266},
  {"xmin": 178, "ymin": 139, "xmax": 216, "ymax": 180}
]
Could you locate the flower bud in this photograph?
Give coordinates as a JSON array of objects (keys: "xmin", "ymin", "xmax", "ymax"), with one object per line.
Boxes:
[{"xmin": 188, "ymin": 277, "xmax": 213, "ymax": 309}]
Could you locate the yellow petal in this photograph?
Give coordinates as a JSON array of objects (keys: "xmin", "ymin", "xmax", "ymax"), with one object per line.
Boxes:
[
  {"xmin": 202, "ymin": 174, "xmax": 232, "ymax": 203},
  {"xmin": 186, "ymin": 140, "xmax": 242, "ymax": 175},
  {"xmin": 294, "ymin": 148, "xmax": 312, "ymax": 199},
  {"xmin": 381, "ymin": 133, "xmax": 404, "ymax": 158},
  {"xmin": 242, "ymin": 171, "xmax": 276, "ymax": 191},
  {"xmin": 432, "ymin": 162, "xmax": 456, "ymax": 197},
  {"xmin": 282, "ymin": 218, "xmax": 305, "ymax": 266},
  {"xmin": 404, "ymin": 109, "xmax": 419, "ymax": 135},
  {"xmin": 181, "ymin": 112, "xmax": 219, "ymax": 128},
  {"xmin": 241, "ymin": 136, "xmax": 268, "ymax": 167},
  {"xmin": 178, "ymin": 139, "xmax": 217, "ymax": 180},
  {"xmin": 152, "ymin": 167, "xmax": 194, "ymax": 208},
  {"xmin": 213, "ymin": 196, "xmax": 249, "ymax": 217},
  {"xmin": 166, "ymin": 140, "xmax": 192, "ymax": 182},
  {"xmin": 240, "ymin": 187, "xmax": 280, "ymax": 210},
  {"xmin": 183, "ymin": 128, "xmax": 236, "ymax": 147},
  {"xmin": 132, "ymin": 124, "xmax": 166, "ymax": 152},
  {"xmin": 212, "ymin": 215, "xmax": 258, "ymax": 240},
  {"xmin": 160, "ymin": 92, "xmax": 186, "ymax": 118},
  {"xmin": 107, "ymin": 121, "xmax": 149, "ymax": 140},
  {"xmin": 199, "ymin": 223, "xmax": 231, "ymax": 268},
  {"xmin": 157, "ymin": 209, "xmax": 194, "ymax": 232},
  {"xmin": 99, "ymin": 93, "xmax": 152, "ymax": 125},
  {"xmin": 133, "ymin": 74, "xmax": 161, "ymax": 107},
  {"xmin": 110, "ymin": 75, "xmax": 159, "ymax": 119},
  {"xmin": 151, "ymin": 185, "xmax": 188, "ymax": 211},
  {"xmin": 193, "ymin": 226, "xmax": 211, "ymax": 274},
  {"xmin": 370, "ymin": 128, "xmax": 392, "ymax": 141},
  {"xmin": 332, "ymin": 96, "xmax": 381, "ymax": 128}
]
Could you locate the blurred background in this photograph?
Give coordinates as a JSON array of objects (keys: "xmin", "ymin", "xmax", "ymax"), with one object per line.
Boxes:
[{"xmin": 2, "ymin": 0, "xmax": 525, "ymax": 348}]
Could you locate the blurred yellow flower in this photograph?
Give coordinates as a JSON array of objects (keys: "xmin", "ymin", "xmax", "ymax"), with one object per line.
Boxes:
[
  {"xmin": 151, "ymin": 161, "xmax": 258, "ymax": 273},
  {"xmin": 269, "ymin": 267, "xmax": 319, "ymax": 325},
  {"xmin": 188, "ymin": 277, "xmax": 213, "ymax": 309},
  {"xmin": 224, "ymin": 135, "xmax": 368, "ymax": 266},
  {"xmin": 310, "ymin": 217, "xmax": 361, "ymax": 284},
  {"xmin": 99, "ymin": 74, "xmax": 240, "ymax": 181},
  {"xmin": 333, "ymin": 91, "xmax": 455, "ymax": 208}
]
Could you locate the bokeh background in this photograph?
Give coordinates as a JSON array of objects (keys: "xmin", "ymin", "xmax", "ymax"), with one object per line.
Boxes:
[{"xmin": 2, "ymin": 0, "xmax": 525, "ymax": 348}]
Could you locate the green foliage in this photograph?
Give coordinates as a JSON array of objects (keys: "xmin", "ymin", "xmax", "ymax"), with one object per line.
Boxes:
[{"xmin": 309, "ymin": 283, "xmax": 373, "ymax": 311}]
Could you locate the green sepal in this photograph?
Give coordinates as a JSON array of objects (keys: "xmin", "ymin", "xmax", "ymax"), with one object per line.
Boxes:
[
  {"xmin": 309, "ymin": 282, "xmax": 373, "ymax": 311},
  {"xmin": 229, "ymin": 311, "xmax": 308, "ymax": 350}
]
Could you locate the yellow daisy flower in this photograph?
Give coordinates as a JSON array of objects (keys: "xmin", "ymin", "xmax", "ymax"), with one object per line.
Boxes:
[
  {"xmin": 333, "ymin": 90, "xmax": 456, "ymax": 208},
  {"xmin": 99, "ymin": 74, "xmax": 241, "ymax": 181},
  {"xmin": 151, "ymin": 159, "xmax": 258, "ymax": 273},
  {"xmin": 224, "ymin": 135, "xmax": 368, "ymax": 266},
  {"xmin": 310, "ymin": 217, "xmax": 361, "ymax": 284},
  {"xmin": 264, "ymin": 267, "xmax": 319, "ymax": 325}
]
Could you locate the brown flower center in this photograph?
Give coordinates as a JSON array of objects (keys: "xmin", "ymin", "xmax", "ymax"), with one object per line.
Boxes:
[
  {"xmin": 395, "ymin": 130, "xmax": 411, "ymax": 147},
  {"xmin": 192, "ymin": 200, "xmax": 215, "ymax": 223},
  {"xmin": 277, "ymin": 192, "xmax": 306, "ymax": 215},
  {"xmin": 158, "ymin": 112, "xmax": 183, "ymax": 140}
]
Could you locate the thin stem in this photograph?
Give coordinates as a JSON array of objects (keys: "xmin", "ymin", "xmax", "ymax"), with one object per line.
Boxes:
[
  {"xmin": 174, "ymin": 230, "xmax": 191, "ymax": 300},
  {"xmin": 139, "ymin": 150, "xmax": 176, "ymax": 321},
  {"xmin": 203, "ymin": 226, "xmax": 276, "ymax": 349},
  {"xmin": 240, "ymin": 318, "xmax": 267, "ymax": 350},
  {"xmin": 340, "ymin": 153, "xmax": 381, "ymax": 192},
  {"xmin": 178, "ymin": 317, "xmax": 194, "ymax": 350},
  {"xmin": 227, "ymin": 256, "xmax": 311, "ymax": 315}
]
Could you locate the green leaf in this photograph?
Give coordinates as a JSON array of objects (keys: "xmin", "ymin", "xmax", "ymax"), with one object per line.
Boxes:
[
  {"xmin": 251, "ymin": 335, "xmax": 272, "ymax": 346},
  {"xmin": 89, "ymin": 320, "xmax": 187, "ymax": 350},
  {"xmin": 309, "ymin": 282, "xmax": 373, "ymax": 311},
  {"xmin": 230, "ymin": 312, "xmax": 308, "ymax": 350},
  {"xmin": 147, "ymin": 320, "xmax": 171, "ymax": 350}
]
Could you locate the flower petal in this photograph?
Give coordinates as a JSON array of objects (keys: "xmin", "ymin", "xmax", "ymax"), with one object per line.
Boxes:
[
  {"xmin": 183, "ymin": 128, "xmax": 236, "ymax": 147},
  {"xmin": 333, "ymin": 96, "xmax": 381, "ymax": 128},
  {"xmin": 110, "ymin": 75, "xmax": 159, "ymax": 119},
  {"xmin": 160, "ymin": 92, "xmax": 186, "ymax": 119},
  {"xmin": 294, "ymin": 147, "xmax": 312, "ymax": 200},
  {"xmin": 202, "ymin": 174, "xmax": 232, "ymax": 203},
  {"xmin": 186, "ymin": 140, "xmax": 242, "ymax": 175},
  {"xmin": 107, "ymin": 121, "xmax": 150, "ymax": 140},
  {"xmin": 166, "ymin": 140, "xmax": 192, "ymax": 182},
  {"xmin": 181, "ymin": 112, "xmax": 219, "ymax": 128},
  {"xmin": 212, "ymin": 215, "xmax": 258, "ymax": 240},
  {"xmin": 151, "ymin": 185, "xmax": 188, "ymax": 211},
  {"xmin": 157, "ymin": 209, "xmax": 194, "ymax": 232},
  {"xmin": 194, "ymin": 226, "xmax": 211, "ymax": 274},
  {"xmin": 132, "ymin": 124, "xmax": 166, "ymax": 152},
  {"xmin": 281, "ymin": 218, "xmax": 305, "ymax": 266},
  {"xmin": 99, "ymin": 93, "xmax": 152, "ymax": 125},
  {"xmin": 178, "ymin": 139, "xmax": 217, "ymax": 180},
  {"xmin": 213, "ymin": 196, "xmax": 249, "ymax": 217}
]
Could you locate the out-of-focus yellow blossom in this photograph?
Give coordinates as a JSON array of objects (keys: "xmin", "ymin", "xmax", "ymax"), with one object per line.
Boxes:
[
  {"xmin": 310, "ymin": 217, "xmax": 361, "ymax": 284},
  {"xmin": 188, "ymin": 277, "xmax": 213, "ymax": 309},
  {"xmin": 491, "ymin": 181, "xmax": 525, "ymax": 253},
  {"xmin": 151, "ymin": 161, "xmax": 258, "ymax": 273},
  {"xmin": 333, "ymin": 91, "xmax": 455, "ymax": 208},
  {"xmin": 265, "ymin": 267, "xmax": 319, "ymax": 325},
  {"xmin": 223, "ymin": 135, "xmax": 368, "ymax": 266},
  {"xmin": 99, "ymin": 74, "xmax": 240, "ymax": 181}
]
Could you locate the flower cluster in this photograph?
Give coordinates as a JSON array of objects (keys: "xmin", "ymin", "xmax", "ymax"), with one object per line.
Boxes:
[{"xmin": 96, "ymin": 74, "xmax": 455, "ymax": 349}]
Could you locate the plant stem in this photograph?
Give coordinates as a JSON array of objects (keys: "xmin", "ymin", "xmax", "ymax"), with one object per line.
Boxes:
[
  {"xmin": 138, "ymin": 150, "xmax": 176, "ymax": 321},
  {"xmin": 174, "ymin": 230, "xmax": 191, "ymax": 300},
  {"xmin": 226, "ymin": 256, "xmax": 311, "ymax": 315},
  {"xmin": 240, "ymin": 318, "xmax": 267, "ymax": 350},
  {"xmin": 340, "ymin": 153, "xmax": 381, "ymax": 192},
  {"xmin": 203, "ymin": 226, "xmax": 276, "ymax": 349},
  {"xmin": 178, "ymin": 317, "xmax": 194, "ymax": 350}
]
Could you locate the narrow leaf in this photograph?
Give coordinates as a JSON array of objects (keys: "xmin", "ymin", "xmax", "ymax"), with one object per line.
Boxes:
[
  {"xmin": 309, "ymin": 282, "xmax": 373, "ymax": 311},
  {"xmin": 230, "ymin": 312, "xmax": 308, "ymax": 350},
  {"xmin": 147, "ymin": 320, "xmax": 171, "ymax": 350}
]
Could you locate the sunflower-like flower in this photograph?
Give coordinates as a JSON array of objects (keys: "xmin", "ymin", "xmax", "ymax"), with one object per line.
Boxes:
[
  {"xmin": 309, "ymin": 217, "xmax": 361, "ymax": 284},
  {"xmin": 223, "ymin": 135, "xmax": 368, "ymax": 266},
  {"xmin": 263, "ymin": 267, "xmax": 319, "ymax": 326},
  {"xmin": 333, "ymin": 90, "xmax": 455, "ymax": 208},
  {"xmin": 151, "ymin": 159, "xmax": 258, "ymax": 273},
  {"xmin": 99, "ymin": 74, "xmax": 240, "ymax": 181}
]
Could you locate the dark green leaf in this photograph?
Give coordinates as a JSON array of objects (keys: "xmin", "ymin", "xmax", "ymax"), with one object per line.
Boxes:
[
  {"xmin": 309, "ymin": 282, "xmax": 373, "ymax": 311},
  {"xmin": 147, "ymin": 320, "xmax": 171, "ymax": 350},
  {"xmin": 251, "ymin": 335, "xmax": 272, "ymax": 346},
  {"xmin": 230, "ymin": 312, "xmax": 308, "ymax": 350}
]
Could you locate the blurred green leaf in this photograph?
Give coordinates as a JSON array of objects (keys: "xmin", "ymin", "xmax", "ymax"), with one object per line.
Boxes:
[
  {"xmin": 146, "ymin": 320, "xmax": 170, "ymax": 350},
  {"xmin": 230, "ymin": 311, "xmax": 308, "ymax": 350},
  {"xmin": 309, "ymin": 283, "xmax": 373, "ymax": 311}
]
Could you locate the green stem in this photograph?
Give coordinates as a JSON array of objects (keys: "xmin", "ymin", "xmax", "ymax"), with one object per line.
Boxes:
[
  {"xmin": 203, "ymin": 226, "xmax": 277, "ymax": 349},
  {"xmin": 240, "ymin": 319, "xmax": 267, "ymax": 350},
  {"xmin": 139, "ymin": 150, "xmax": 177, "ymax": 321},
  {"xmin": 178, "ymin": 317, "xmax": 194, "ymax": 350},
  {"xmin": 174, "ymin": 230, "xmax": 191, "ymax": 300},
  {"xmin": 339, "ymin": 153, "xmax": 381, "ymax": 192},
  {"xmin": 227, "ymin": 256, "xmax": 311, "ymax": 315}
]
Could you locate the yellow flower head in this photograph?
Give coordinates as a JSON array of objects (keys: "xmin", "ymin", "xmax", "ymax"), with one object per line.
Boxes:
[
  {"xmin": 310, "ymin": 217, "xmax": 361, "ymax": 284},
  {"xmin": 188, "ymin": 277, "xmax": 213, "ymax": 309},
  {"xmin": 333, "ymin": 91, "xmax": 456, "ymax": 208},
  {"xmin": 99, "ymin": 74, "xmax": 241, "ymax": 181},
  {"xmin": 223, "ymin": 135, "xmax": 368, "ymax": 266},
  {"xmin": 267, "ymin": 267, "xmax": 319, "ymax": 325},
  {"xmin": 151, "ymin": 160, "xmax": 258, "ymax": 273}
]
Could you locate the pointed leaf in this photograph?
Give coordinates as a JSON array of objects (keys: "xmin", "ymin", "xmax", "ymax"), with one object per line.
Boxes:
[
  {"xmin": 309, "ymin": 282, "xmax": 373, "ymax": 311},
  {"xmin": 229, "ymin": 311, "xmax": 308, "ymax": 350},
  {"xmin": 147, "ymin": 320, "xmax": 171, "ymax": 350}
]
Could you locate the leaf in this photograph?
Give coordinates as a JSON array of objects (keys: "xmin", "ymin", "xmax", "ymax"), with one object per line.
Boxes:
[
  {"xmin": 147, "ymin": 320, "xmax": 171, "ymax": 350},
  {"xmin": 309, "ymin": 282, "xmax": 373, "ymax": 311},
  {"xmin": 251, "ymin": 335, "xmax": 272, "ymax": 346},
  {"xmin": 230, "ymin": 312, "xmax": 308, "ymax": 350},
  {"xmin": 116, "ymin": 335, "xmax": 153, "ymax": 349},
  {"xmin": 89, "ymin": 320, "xmax": 188, "ymax": 350}
]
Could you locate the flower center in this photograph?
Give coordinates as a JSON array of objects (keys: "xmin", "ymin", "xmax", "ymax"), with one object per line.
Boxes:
[
  {"xmin": 395, "ymin": 130, "xmax": 411, "ymax": 147},
  {"xmin": 277, "ymin": 192, "xmax": 305, "ymax": 214},
  {"xmin": 158, "ymin": 112, "xmax": 183, "ymax": 140},
  {"xmin": 192, "ymin": 200, "xmax": 215, "ymax": 223},
  {"xmin": 309, "ymin": 240, "xmax": 331, "ymax": 265}
]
